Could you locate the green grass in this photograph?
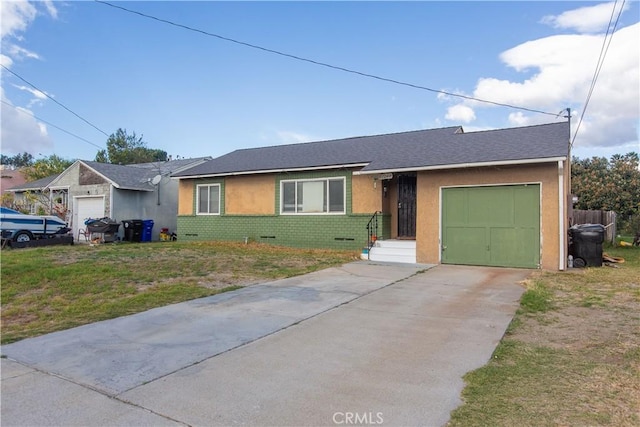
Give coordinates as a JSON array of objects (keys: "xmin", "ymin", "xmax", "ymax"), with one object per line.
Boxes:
[
  {"xmin": 1, "ymin": 241, "xmax": 356, "ymax": 344},
  {"xmin": 519, "ymin": 279, "xmax": 553, "ymax": 313},
  {"xmin": 448, "ymin": 246, "xmax": 640, "ymax": 427}
]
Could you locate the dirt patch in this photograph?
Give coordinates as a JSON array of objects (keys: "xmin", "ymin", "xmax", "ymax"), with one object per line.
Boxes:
[
  {"xmin": 511, "ymin": 267, "xmax": 640, "ymax": 361},
  {"xmin": 510, "ymin": 305, "xmax": 639, "ymax": 362},
  {"xmin": 505, "ymin": 270, "xmax": 640, "ymax": 425},
  {"xmin": 196, "ymin": 272, "xmax": 262, "ymax": 290},
  {"xmin": 135, "ymin": 273, "xmax": 262, "ymax": 292}
]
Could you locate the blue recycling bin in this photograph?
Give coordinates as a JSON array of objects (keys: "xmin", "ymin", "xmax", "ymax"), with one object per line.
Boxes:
[{"xmin": 141, "ymin": 220, "xmax": 154, "ymax": 242}]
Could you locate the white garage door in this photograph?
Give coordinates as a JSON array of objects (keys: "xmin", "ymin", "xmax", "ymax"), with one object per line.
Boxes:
[{"xmin": 74, "ymin": 197, "xmax": 105, "ymax": 240}]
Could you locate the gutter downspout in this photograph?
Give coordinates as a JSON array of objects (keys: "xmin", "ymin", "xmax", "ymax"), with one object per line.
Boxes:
[
  {"xmin": 558, "ymin": 160, "xmax": 565, "ymax": 270},
  {"xmin": 109, "ymin": 184, "xmax": 114, "ymax": 219}
]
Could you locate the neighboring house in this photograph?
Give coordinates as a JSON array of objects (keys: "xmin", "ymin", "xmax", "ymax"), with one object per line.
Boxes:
[
  {"xmin": 0, "ymin": 166, "xmax": 28, "ymax": 194},
  {"xmin": 173, "ymin": 122, "xmax": 571, "ymax": 270},
  {"xmin": 8, "ymin": 158, "xmax": 211, "ymax": 241},
  {"xmin": 4, "ymin": 174, "xmax": 60, "ymax": 215}
]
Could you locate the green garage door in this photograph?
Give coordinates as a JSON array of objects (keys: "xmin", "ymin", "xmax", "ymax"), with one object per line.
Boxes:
[{"xmin": 442, "ymin": 185, "xmax": 540, "ymax": 268}]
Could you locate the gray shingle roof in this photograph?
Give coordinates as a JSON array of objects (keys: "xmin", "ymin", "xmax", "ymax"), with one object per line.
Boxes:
[
  {"xmin": 128, "ymin": 157, "xmax": 212, "ymax": 175},
  {"xmin": 7, "ymin": 158, "xmax": 212, "ymax": 192},
  {"xmin": 82, "ymin": 161, "xmax": 157, "ymax": 191},
  {"xmin": 6, "ymin": 174, "xmax": 59, "ymax": 192},
  {"xmin": 173, "ymin": 122, "xmax": 569, "ymax": 178},
  {"xmin": 83, "ymin": 157, "xmax": 212, "ymax": 191}
]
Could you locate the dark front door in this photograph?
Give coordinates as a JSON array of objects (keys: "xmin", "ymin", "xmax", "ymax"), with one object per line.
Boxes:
[{"xmin": 397, "ymin": 174, "xmax": 417, "ymax": 238}]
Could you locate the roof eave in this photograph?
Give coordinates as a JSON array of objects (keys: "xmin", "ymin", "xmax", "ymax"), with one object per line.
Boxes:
[
  {"xmin": 173, "ymin": 163, "xmax": 370, "ymax": 179},
  {"xmin": 6, "ymin": 187, "xmax": 46, "ymax": 193},
  {"xmin": 353, "ymin": 156, "xmax": 568, "ymax": 175},
  {"xmin": 169, "ymin": 158, "xmax": 214, "ymax": 174},
  {"xmin": 115, "ymin": 186, "xmax": 155, "ymax": 192}
]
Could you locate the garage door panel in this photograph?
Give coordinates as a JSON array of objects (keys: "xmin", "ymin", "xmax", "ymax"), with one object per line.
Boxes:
[
  {"xmin": 74, "ymin": 197, "xmax": 105, "ymax": 239},
  {"xmin": 489, "ymin": 227, "xmax": 540, "ymax": 268},
  {"xmin": 444, "ymin": 189, "xmax": 467, "ymax": 224},
  {"xmin": 467, "ymin": 187, "xmax": 513, "ymax": 225},
  {"xmin": 78, "ymin": 198, "xmax": 105, "ymax": 222},
  {"xmin": 443, "ymin": 227, "xmax": 487, "ymax": 265},
  {"xmin": 442, "ymin": 185, "xmax": 540, "ymax": 268},
  {"xmin": 514, "ymin": 186, "xmax": 540, "ymax": 226}
]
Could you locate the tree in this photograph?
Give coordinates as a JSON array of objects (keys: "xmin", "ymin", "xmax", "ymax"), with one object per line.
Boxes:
[
  {"xmin": 95, "ymin": 128, "xmax": 167, "ymax": 164},
  {"xmin": 572, "ymin": 152, "xmax": 640, "ymax": 222},
  {"xmin": 0, "ymin": 152, "xmax": 34, "ymax": 167},
  {"xmin": 22, "ymin": 154, "xmax": 74, "ymax": 181}
]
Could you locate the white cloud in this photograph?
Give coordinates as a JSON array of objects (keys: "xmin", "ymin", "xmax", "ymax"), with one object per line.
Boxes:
[
  {"xmin": 1, "ymin": 1, "xmax": 56, "ymax": 61},
  {"xmin": 445, "ymin": 104, "xmax": 476, "ymax": 123},
  {"xmin": 541, "ymin": 2, "xmax": 629, "ymax": 33},
  {"xmin": 0, "ymin": 0, "xmax": 37, "ymax": 39},
  {"xmin": 276, "ymin": 130, "xmax": 315, "ymax": 144},
  {"xmin": 1, "ymin": 1, "xmax": 59, "ymax": 155},
  {"xmin": 5, "ymin": 43, "xmax": 40, "ymax": 60},
  {"xmin": 42, "ymin": 0, "xmax": 58, "ymax": 19},
  {"xmin": 441, "ymin": 2, "xmax": 639, "ymax": 151},
  {"xmin": 0, "ymin": 89, "xmax": 52, "ymax": 154},
  {"xmin": 0, "ymin": 54, "xmax": 13, "ymax": 68},
  {"xmin": 13, "ymin": 84, "xmax": 48, "ymax": 100},
  {"xmin": 508, "ymin": 112, "xmax": 530, "ymax": 127}
]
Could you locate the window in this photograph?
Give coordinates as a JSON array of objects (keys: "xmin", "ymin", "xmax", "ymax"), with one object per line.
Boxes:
[
  {"xmin": 197, "ymin": 184, "xmax": 220, "ymax": 215},
  {"xmin": 281, "ymin": 177, "xmax": 345, "ymax": 214},
  {"xmin": 49, "ymin": 188, "xmax": 69, "ymax": 218}
]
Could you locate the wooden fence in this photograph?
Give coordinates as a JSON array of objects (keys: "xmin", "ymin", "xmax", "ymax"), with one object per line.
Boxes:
[{"xmin": 572, "ymin": 210, "xmax": 617, "ymax": 243}]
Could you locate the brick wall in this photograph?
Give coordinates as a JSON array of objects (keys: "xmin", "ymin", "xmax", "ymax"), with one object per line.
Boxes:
[{"xmin": 177, "ymin": 213, "xmax": 390, "ymax": 250}]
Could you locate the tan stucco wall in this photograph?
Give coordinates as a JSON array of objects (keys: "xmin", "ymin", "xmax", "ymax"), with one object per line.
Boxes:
[
  {"xmin": 225, "ymin": 174, "xmax": 275, "ymax": 215},
  {"xmin": 178, "ymin": 180, "xmax": 194, "ymax": 215},
  {"xmin": 352, "ymin": 175, "xmax": 382, "ymax": 214},
  {"xmin": 416, "ymin": 163, "xmax": 563, "ymax": 270}
]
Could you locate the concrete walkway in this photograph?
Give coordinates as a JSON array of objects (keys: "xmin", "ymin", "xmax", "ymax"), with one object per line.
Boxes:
[{"xmin": 1, "ymin": 263, "xmax": 528, "ymax": 426}]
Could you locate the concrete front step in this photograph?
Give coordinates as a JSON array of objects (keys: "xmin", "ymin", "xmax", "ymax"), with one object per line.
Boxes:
[
  {"xmin": 374, "ymin": 240, "xmax": 416, "ymax": 249},
  {"xmin": 367, "ymin": 240, "xmax": 417, "ymax": 264}
]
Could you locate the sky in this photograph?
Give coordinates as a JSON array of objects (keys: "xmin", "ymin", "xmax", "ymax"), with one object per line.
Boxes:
[{"xmin": 1, "ymin": 0, "xmax": 639, "ymax": 163}]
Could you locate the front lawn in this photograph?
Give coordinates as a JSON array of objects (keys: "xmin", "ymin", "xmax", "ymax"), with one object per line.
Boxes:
[
  {"xmin": 1, "ymin": 241, "xmax": 356, "ymax": 344},
  {"xmin": 449, "ymin": 246, "xmax": 640, "ymax": 426}
]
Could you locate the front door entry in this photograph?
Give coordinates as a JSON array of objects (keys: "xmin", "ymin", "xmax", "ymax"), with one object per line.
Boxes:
[{"xmin": 397, "ymin": 174, "xmax": 416, "ymax": 238}]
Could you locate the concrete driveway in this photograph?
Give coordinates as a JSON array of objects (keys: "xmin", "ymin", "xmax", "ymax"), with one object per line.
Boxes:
[{"xmin": 1, "ymin": 262, "xmax": 528, "ymax": 426}]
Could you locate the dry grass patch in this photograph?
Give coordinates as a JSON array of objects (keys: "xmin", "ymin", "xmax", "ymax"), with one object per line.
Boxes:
[{"xmin": 449, "ymin": 247, "xmax": 640, "ymax": 427}]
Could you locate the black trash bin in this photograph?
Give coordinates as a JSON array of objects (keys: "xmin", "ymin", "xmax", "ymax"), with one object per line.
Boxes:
[
  {"xmin": 122, "ymin": 219, "xmax": 143, "ymax": 242},
  {"xmin": 569, "ymin": 224, "xmax": 605, "ymax": 267}
]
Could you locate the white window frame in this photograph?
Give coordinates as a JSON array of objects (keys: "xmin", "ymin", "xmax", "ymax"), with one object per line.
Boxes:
[
  {"xmin": 280, "ymin": 177, "xmax": 346, "ymax": 215},
  {"xmin": 196, "ymin": 183, "xmax": 221, "ymax": 215},
  {"xmin": 48, "ymin": 186, "xmax": 70, "ymax": 220},
  {"xmin": 49, "ymin": 186, "xmax": 69, "ymax": 209}
]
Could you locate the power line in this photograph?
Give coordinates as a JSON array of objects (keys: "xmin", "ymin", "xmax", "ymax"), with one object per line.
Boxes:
[
  {"xmin": 94, "ymin": 0, "xmax": 561, "ymax": 118},
  {"xmin": 1, "ymin": 100, "xmax": 104, "ymax": 150},
  {"xmin": 571, "ymin": 0, "xmax": 626, "ymax": 147},
  {"xmin": 1, "ymin": 64, "xmax": 109, "ymax": 137}
]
